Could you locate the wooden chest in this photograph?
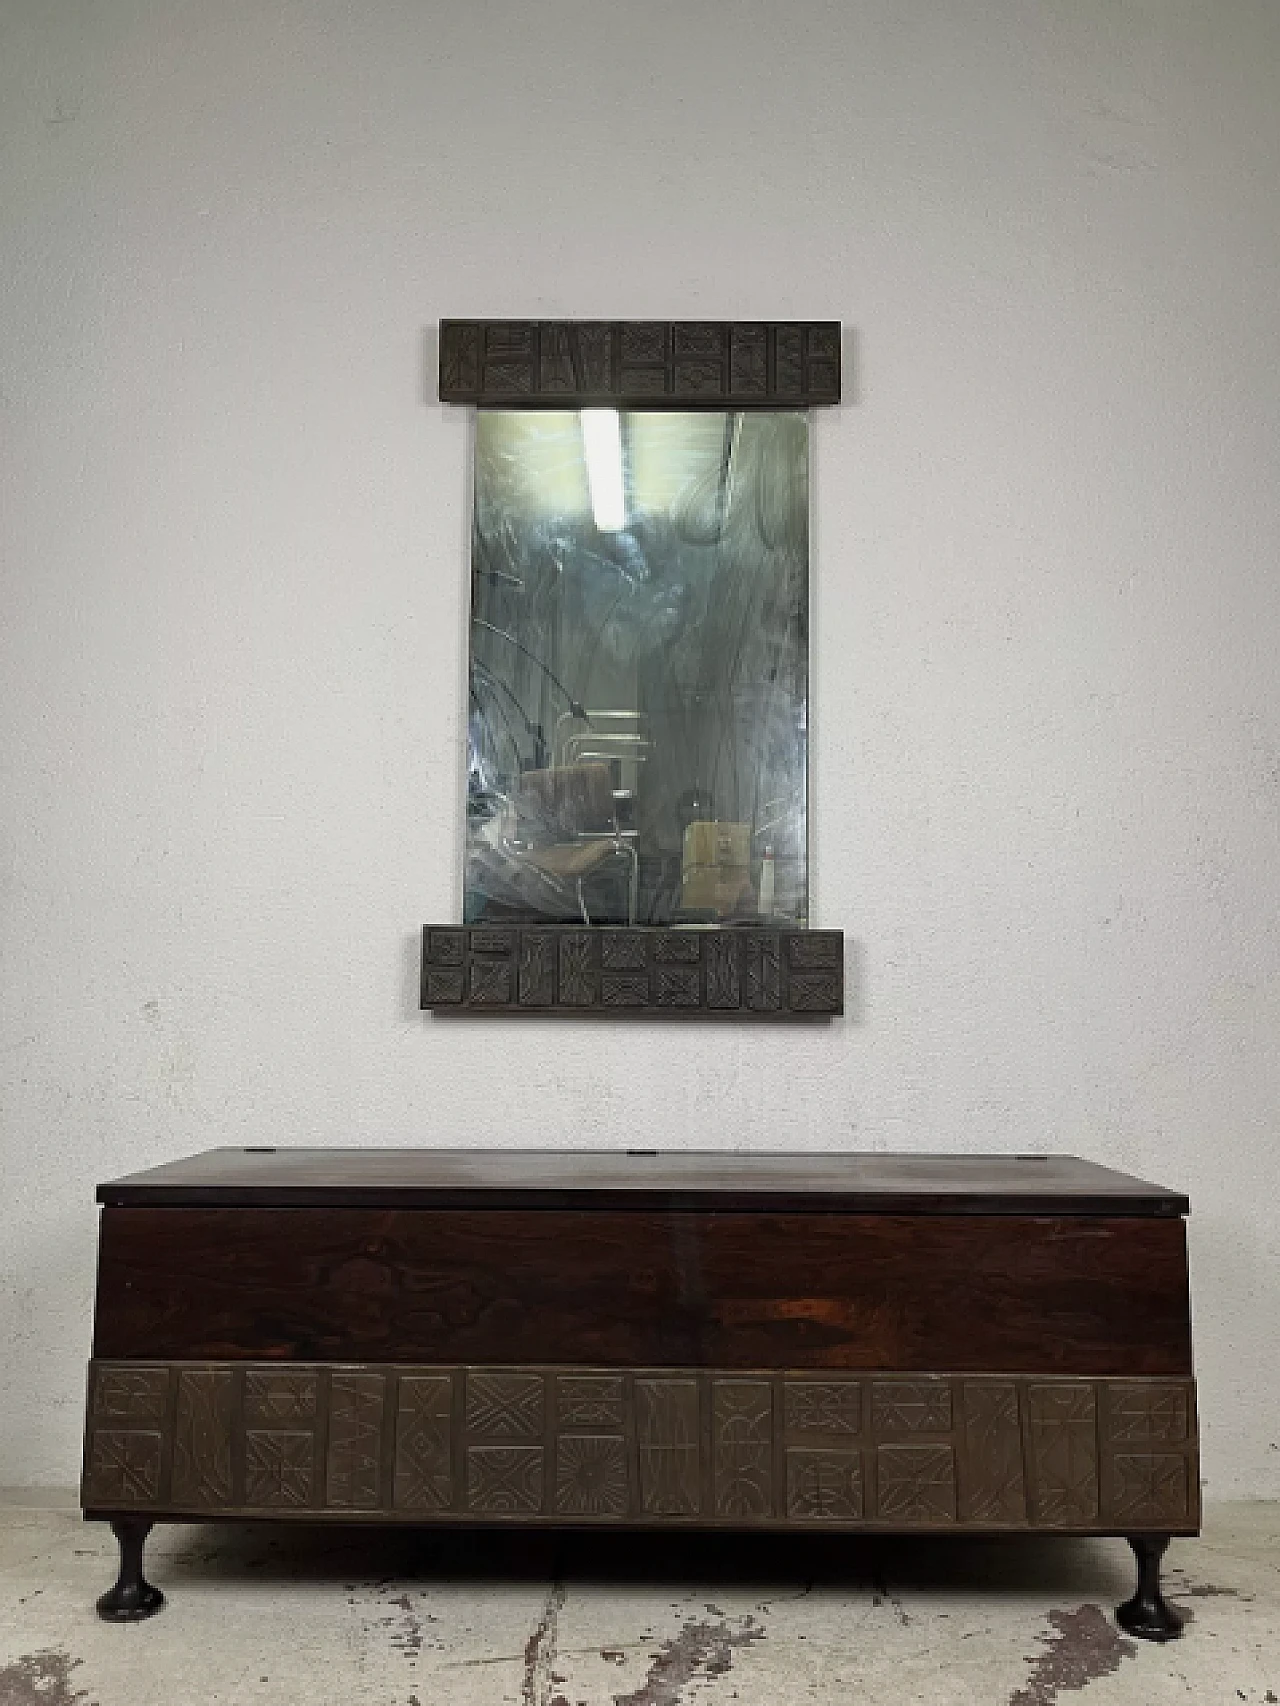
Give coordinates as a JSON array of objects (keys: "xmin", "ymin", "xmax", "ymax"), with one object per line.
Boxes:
[{"xmin": 81, "ymin": 1149, "xmax": 1197, "ymax": 1636}]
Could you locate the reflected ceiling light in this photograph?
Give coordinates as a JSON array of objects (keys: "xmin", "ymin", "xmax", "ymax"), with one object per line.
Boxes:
[{"xmin": 581, "ymin": 408, "xmax": 626, "ymax": 532}]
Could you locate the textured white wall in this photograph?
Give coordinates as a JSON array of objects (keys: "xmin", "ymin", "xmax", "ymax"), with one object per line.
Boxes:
[{"xmin": 2, "ymin": 0, "xmax": 1278, "ymax": 1495}]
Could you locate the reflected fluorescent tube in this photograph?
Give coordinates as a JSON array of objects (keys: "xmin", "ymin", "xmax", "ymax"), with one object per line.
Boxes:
[{"xmin": 581, "ymin": 408, "xmax": 626, "ymax": 532}]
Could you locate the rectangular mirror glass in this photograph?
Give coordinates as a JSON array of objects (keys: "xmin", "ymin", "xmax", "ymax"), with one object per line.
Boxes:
[{"xmin": 464, "ymin": 409, "xmax": 809, "ymax": 928}]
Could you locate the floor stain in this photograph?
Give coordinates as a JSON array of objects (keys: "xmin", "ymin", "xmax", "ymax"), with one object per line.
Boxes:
[
  {"xmin": 522, "ymin": 1580, "xmax": 568, "ymax": 1706},
  {"xmin": 613, "ymin": 1615, "xmax": 765, "ymax": 1706},
  {"xmin": 1009, "ymin": 1606, "xmax": 1137, "ymax": 1706},
  {"xmin": 0, "ymin": 1649, "xmax": 94, "ymax": 1706}
]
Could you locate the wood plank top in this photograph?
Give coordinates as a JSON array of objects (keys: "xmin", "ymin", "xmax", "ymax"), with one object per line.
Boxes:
[{"xmin": 96, "ymin": 1149, "xmax": 1189, "ymax": 1216}]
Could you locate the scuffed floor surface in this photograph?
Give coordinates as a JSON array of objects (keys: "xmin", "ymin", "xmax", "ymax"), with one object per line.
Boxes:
[{"xmin": 0, "ymin": 1500, "xmax": 1276, "ymax": 1705}]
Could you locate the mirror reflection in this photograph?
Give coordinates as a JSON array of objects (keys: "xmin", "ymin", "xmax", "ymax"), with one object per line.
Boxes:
[{"xmin": 465, "ymin": 409, "xmax": 809, "ymax": 927}]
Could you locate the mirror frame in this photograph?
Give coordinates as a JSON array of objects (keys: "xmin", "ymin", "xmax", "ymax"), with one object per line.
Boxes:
[{"xmin": 423, "ymin": 319, "xmax": 844, "ymax": 1019}]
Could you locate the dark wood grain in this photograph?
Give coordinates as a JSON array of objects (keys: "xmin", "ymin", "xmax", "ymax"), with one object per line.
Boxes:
[
  {"xmin": 438, "ymin": 321, "xmax": 841, "ymax": 408},
  {"xmin": 93, "ymin": 1207, "xmax": 1193, "ymax": 1376},
  {"xmin": 96, "ymin": 1149, "xmax": 1190, "ymax": 1217}
]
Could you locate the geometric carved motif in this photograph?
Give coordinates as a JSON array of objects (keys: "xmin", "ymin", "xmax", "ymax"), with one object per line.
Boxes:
[
  {"xmin": 171, "ymin": 1369, "xmax": 233, "ymax": 1508},
  {"xmin": 469, "ymin": 959, "xmax": 510, "ymax": 1005},
  {"xmin": 466, "ymin": 1446, "xmax": 544, "ymax": 1515},
  {"xmin": 244, "ymin": 1372, "xmax": 317, "ymax": 1425},
  {"xmin": 1028, "ymin": 1385, "xmax": 1099, "ymax": 1525},
  {"xmin": 555, "ymin": 1435, "xmax": 628, "ymax": 1517},
  {"xmin": 557, "ymin": 1375, "xmax": 624, "ymax": 1431},
  {"xmin": 704, "ymin": 935, "xmax": 741, "ymax": 1008},
  {"xmin": 244, "ymin": 1431, "xmax": 314, "ymax": 1508},
  {"xmin": 326, "ymin": 1374, "xmax": 385, "ymax": 1509},
  {"xmin": 1111, "ymin": 1454, "xmax": 1188, "ymax": 1525},
  {"xmin": 558, "ymin": 934, "xmax": 596, "ymax": 1007},
  {"xmin": 789, "ymin": 972, "xmax": 843, "ymax": 1013},
  {"xmin": 394, "ymin": 1375, "xmax": 453, "ymax": 1511},
  {"xmin": 653, "ymin": 932, "xmax": 701, "ymax": 965},
  {"xmin": 438, "ymin": 322, "xmax": 842, "ymax": 407},
  {"xmin": 85, "ymin": 1429, "xmax": 162, "ymax": 1505},
  {"xmin": 602, "ymin": 972, "xmax": 650, "ymax": 1008},
  {"xmin": 785, "ymin": 1381, "xmax": 862, "ymax": 1437},
  {"xmin": 93, "ymin": 1368, "xmax": 168, "ymax": 1425},
  {"xmin": 655, "ymin": 967, "xmax": 700, "ymax": 1008},
  {"xmin": 960, "ymin": 1382, "xmax": 1026, "ymax": 1524},
  {"xmin": 421, "ymin": 926, "xmax": 842, "ymax": 1016},
  {"xmin": 1107, "ymin": 1385, "xmax": 1189, "ymax": 1445},
  {"xmin": 82, "ymin": 1363, "xmax": 1197, "ymax": 1535},
  {"xmin": 744, "ymin": 934, "xmax": 782, "ymax": 1011},
  {"xmin": 518, "ymin": 934, "xmax": 555, "ymax": 1006},
  {"xmin": 466, "ymin": 1372, "xmax": 544, "ymax": 1441},
  {"xmin": 601, "ymin": 932, "xmax": 647, "ymax": 971},
  {"xmin": 872, "ymin": 1381, "xmax": 953, "ymax": 1434},
  {"xmin": 789, "ymin": 933, "xmax": 842, "ymax": 970},
  {"xmin": 636, "ymin": 1378, "xmax": 701, "ymax": 1516},
  {"xmin": 712, "ymin": 1380, "xmax": 772, "ymax": 1518},
  {"xmin": 786, "ymin": 1449, "xmax": 864, "ymax": 1520},
  {"xmin": 876, "ymin": 1445, "xmax": 957, "ymax": 1523}
]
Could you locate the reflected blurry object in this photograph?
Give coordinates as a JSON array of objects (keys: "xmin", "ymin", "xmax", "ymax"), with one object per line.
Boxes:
[
  {"xmin": 465, "ymin": 410, "xmax": 808, "ymax": 928},
  {"xmin": 681, "ymin": 821, "xmax": 753, "ymax": 918},
  {"xmin": 555, "ymin": 708, "xmax": 651, "ymax": 772},
  {"xmin": 757, "ymin": 845, "xmax": 776, "ymax": 917},
  {"xmin": 515, "ymin": 763, "xmax": 639, "ymax": 925},
  {"xmin": 580, "ymin": 409, "xmax": 626, "ymax": 532},
  {"xmin": 674, "ymin": 784, "xmax": 714, "ymax": 843}
]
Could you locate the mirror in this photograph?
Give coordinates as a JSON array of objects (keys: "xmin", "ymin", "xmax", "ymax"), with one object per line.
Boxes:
[{"xmin": 464, "ymin": 409, "xmax": 809, "ymax": 928}]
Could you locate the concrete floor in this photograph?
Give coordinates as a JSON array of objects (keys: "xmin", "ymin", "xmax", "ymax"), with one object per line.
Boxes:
[{"xmin": 0, "ymin": 1498, "xmax": 1276, "ymax": 1706}]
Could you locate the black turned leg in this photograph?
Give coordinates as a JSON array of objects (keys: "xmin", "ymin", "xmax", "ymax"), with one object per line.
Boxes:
[
  {"xmin": 96, "ymin": 1517, "xmax": 164, "ymax": 1621},
  {"xmin": 1116, "ymin": 1535, "xmax": 1182, "ymax": 1641}
]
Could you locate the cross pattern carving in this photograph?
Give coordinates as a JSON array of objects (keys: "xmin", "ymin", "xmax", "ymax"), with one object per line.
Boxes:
[
  {"xmin": 1108, "ymin": 1385, "xmax": 1189, "ymax": 1445},
  {"xmin": 394, "ymin": 1376, "xmax": 452, "ymax": 1511},
  {"xmin": 245, "ymin": 1372, "xmax": 317, "ymax": 1424},
  {"xmin": 244, "ymin": 1430, "xmax": 314, "ymax": 1507},
  {"xmin": 466, "ymin": 1372, "xmax": 544, "ymax": 1440},
  {"xmin": 786, "ymin": 1448, "xmax": 864, "ymax": 1520},
  {"xmin": 876, "ymin": 1445, "xmax": 957, "ymax": 1522},
  {"xmin": 1112, "ymin": 1453, "xmax": 1188, "ymax": 1524},
  {"xmin": 87, "ymin": 1430, "xmax": 162, "ymax": 1503},
  {"xmin": 785, "ymin": 1381, "xmax": 862, "ymax": 1436}
]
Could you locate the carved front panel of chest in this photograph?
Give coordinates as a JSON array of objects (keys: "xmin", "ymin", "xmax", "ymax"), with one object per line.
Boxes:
[{"xmin": 82, "ymin": 1362, "xmax": 1199, "ymax": 1534}]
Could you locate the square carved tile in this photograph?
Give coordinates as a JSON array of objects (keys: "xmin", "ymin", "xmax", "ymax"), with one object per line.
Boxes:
[
  {"xmin": 466, "ymin": 1371, "xmax": 544, "ymax": 1440},
  {"xmin": 872, "ymin": 1381, "xmax": 953, "ymax": 1435},
  {"xmin": 876, "ymin": 1444, "xmax": 957, "ymax": 1523},
  {"xmin": 93, "ymin": 1368, "xmax": 168, "ymax": 1425},
  {"xmin": 557, "ymin": 1375, "xmax": 625, "ymax": 1430},
  {"xmin": 245, "ymin": 1372, "xmax": 318, "ymax": 1426},
  {"xmin": 245, "ymin": 1430, "xmax": 314, "ymax": 1508},
  {"xmin": 1107, "ymin": 1385, "xmax": 1189, "ymax": 1445},
  {"xmin": 85, "ymin": 1430, "xmax": 162, "ymax": 1505},
  {"xmin": 785, "ymin": 1380, "xmax": 862, "ymax": 1437},
  {"xmin": 466, "ymin": 1446, "xmax": 544, "ymax": 1515},
  {"xmin": 554, "ymin": 1435, "xmax": 628, "ymax": 1517},
  {"xmin": 786, "ymin": 1448, "xmax": 864, "ymax": 1520}
]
